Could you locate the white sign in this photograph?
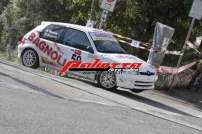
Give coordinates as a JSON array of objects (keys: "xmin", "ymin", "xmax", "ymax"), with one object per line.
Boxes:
[
  {"xmin": 189, "ymin": 0, "xmax": 202, "ymax": 20},
  {"xmin": 100, "ymin": 0, "xmax": 117, "ymax": 12},
  {"xmin": 131, "ymin": 40, "xmax": 140, "ymax": 48}
]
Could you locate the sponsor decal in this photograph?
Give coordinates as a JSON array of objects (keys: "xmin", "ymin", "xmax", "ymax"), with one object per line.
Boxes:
[
  {"xmin": 71, "ymin": 49, "xmax": 82, "ymax": 61},
  {"xmin": 28, "ymin": 32, "xmax": 67, "ymax": 66},
  {"xmin": 60, "ymin": 59, "xmax": 142, "ymax": 76},
  {"xmin": 139, "ymin": 71, "xmax": 155, "ymax": 76}
]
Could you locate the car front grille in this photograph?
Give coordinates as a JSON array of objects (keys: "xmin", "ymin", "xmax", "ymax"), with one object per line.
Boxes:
[{"xmin": 134, "ymin": 81, "xmax": 154, "ymax": 87}]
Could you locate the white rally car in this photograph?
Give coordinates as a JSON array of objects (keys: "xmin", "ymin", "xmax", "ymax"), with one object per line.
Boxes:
[{"xmin": 18, "ymin": 22, "xmax": 158, "ymax": 92}]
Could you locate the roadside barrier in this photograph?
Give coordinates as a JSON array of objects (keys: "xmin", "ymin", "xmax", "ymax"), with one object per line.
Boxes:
[
  {"xmin": 156, "ymin": 62, "xmax": 197, "ymax": 89},
  {"xmin": 114, "ymin": 34, "xmax": 198, "ymax": 89}
]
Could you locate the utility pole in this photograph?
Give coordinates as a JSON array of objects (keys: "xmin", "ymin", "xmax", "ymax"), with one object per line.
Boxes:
[
  {"xmin": 86, "ymin": 0, "xmax": 96, "ymax": 28},
  {"xmin": 177, "ymin": 0, "xmax": 202, "ymax": 67},
  {"xmin": 177, "ymin": 18, "xmax": 196, "ymax": 67},
  {"xmin": 89, "ymin": 0, "xmax": 95, "ymax": 21},
  {"xmin": 170, "ymin": 0, "xmax": 202, "ymax": 89}
]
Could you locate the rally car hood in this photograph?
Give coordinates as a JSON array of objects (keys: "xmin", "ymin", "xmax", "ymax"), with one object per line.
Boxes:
[{"xmin": 99, "ymin": 53, "xmax": 145, "ymax": 63}]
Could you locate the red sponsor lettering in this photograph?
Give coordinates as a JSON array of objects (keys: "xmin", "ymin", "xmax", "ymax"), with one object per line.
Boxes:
[
  {"xmin": 60, "ymin": 61, "xmax": 82, "ymax": 75},
  {"xmin": 28, "ymin": 33, "xmax": 36, "ymax": 41},
  {"xmin": 100, "ymin": 63, "xmax": 110, "ymax": 69},
  {"xmin": 121, "ymin": 63, "xmax": 132, "ymax": 69},
  {"xmin": 43, "ymin": 45, "xmax": 53, "ymax": 56},
  {"xmin": 28, "ymin": 32, "xmax": 67, "ymax": 66},
  {"xmin": 130, "ymin": 63, "xmax": 142, "ymax": 69},
  {"xmin": 80, "ymin": 63, "xmax": 92, "ymax": 68},
  {"xmin": 60, "ymin": 59, "xmax": 142, "ymax": 75},
  {"xmin": 111, "ymin": 63, "xmax": 120, "ymax": 68},
  {"xmin": 39, "ymin": 41, "xmax": 47, "ymax": 51},
  {"xmin": 33, "ymin": 37, "xmax": 40, "ymax": 47},
  {"xmin": 51, "ymin": 51, "xmax": 58, "ymax": 61},
  {"xmin": 89, "ymin": 59, "xmax": 100, "ymax": 68}
]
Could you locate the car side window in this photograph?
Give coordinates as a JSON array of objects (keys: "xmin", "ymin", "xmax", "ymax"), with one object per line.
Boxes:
[
  {"xmin": 63, "ymin": 28, "xmax": 94, "ymax": 53},
  {"xmin": 41, "ymin": 24, "xmax": 65, "ymax": 43}
]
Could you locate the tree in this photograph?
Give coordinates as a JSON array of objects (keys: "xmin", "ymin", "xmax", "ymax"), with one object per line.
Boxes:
[
  {"xmin": 0, "ymin": 0, "xmax": 10, "ymax": 14},
  {"xmin": 0, "ymin": 0, "xmax": 10, "ymax": 48},
  {"xmin": 0, "ymin": 0, "xmax": 202, "ymax": 59},
  {"xmin": 107, "ymin": 0, "xmax": 200, "ymax": 49}
]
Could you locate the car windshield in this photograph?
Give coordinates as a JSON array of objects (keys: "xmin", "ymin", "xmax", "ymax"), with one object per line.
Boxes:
[{"xmin": 90, "ymin": 32, "xmax": 126, "ymax": 54}]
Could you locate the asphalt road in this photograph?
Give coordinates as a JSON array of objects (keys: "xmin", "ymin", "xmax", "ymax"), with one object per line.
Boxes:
[{"xmin": 0, "ymin": 59, "xmax": 202, "ymax": 134}]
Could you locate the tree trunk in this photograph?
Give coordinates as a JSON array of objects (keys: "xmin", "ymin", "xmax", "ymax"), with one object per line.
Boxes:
[{"xmin": 6, "ymin": 39, "xmax": 12, "ymax": 60}]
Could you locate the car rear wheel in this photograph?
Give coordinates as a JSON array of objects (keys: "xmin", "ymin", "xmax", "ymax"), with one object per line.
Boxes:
[
  {"xmin": 97, "ymin": 71, "xmax": 117, "ymax": 90},
  {"xmin": 21, "ymin": 49, "xmax": 39, "ymax": 69}
]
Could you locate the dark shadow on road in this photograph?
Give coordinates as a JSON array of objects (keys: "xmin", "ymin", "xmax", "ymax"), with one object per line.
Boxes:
[
  {"xmin": 160, "ymin": 89, "xmax": 202, "ymax": 111},
  {"xmin": 68, "ymin": 77, "xmax": 196, "ymax": 117},
  {"xmin": 108, "ymin": 89, "xmax": 196, "ymax": 117},
  {"xmin": 0, "ymin": 72, "xmax": 65, "ymax": 99}
]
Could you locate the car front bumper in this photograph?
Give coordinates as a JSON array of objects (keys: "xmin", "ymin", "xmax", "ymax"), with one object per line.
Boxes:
[{"xmin": 116, "ymin": 72, "xmax": 158, "ymax": 90}]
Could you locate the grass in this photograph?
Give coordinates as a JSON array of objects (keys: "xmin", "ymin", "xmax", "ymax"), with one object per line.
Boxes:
[{"xmin": 0, "ymin": 50, "xmax": 19, "ymax": 64}]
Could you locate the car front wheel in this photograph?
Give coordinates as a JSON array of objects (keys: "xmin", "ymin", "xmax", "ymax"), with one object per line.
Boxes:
[
  {"xmin": 21, "ymin": 49, "xmax": 39, "ymax": 69},
  {"xmin": 97, "ymin": 71, "xmax": 117, "ymax": 90}
]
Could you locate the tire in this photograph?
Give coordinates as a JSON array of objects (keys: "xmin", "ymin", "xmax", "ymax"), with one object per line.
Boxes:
[
  {"xmin": 21, "ymin": 49, "xmax": 39, "ymax": 69},
  {"xmin": 97, "ymin": 71, "xmax": 117, "ymax": 90}
]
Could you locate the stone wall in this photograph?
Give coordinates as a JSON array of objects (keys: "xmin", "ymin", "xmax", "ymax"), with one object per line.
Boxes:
[{"xmin": 155, "ymin": 69, "xmax": 197, "ymax": 89}]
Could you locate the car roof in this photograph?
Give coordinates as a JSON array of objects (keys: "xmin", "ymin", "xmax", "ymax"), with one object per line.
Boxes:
[{"xmin": 41, "ymin": 21, "xmax": 112, "ymax": 34}]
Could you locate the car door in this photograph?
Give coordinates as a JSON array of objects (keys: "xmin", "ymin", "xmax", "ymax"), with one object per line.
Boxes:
[
  {"xmin": 39, "ymin": 24, "xmax": 68, "ymax": 68},
  {"xmin": 60, "ymin": 28, "xmax": 96, "ymax": 79}
]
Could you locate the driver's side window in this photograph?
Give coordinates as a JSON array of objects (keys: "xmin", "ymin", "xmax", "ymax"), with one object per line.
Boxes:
[{"xmin": 63, "ymin": 28, "xmax": 94, "ymax": 53}]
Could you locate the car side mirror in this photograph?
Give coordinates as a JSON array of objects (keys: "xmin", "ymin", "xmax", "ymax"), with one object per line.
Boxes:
[{"xmin": 86, "ymin": 46, "xmax": 94, "ymax": 54}]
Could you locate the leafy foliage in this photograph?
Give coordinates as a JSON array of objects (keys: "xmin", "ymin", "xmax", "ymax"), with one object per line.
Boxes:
[{"xmin": 0, "ymin": 0, "xmax": 202, "ymax": 52}]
